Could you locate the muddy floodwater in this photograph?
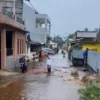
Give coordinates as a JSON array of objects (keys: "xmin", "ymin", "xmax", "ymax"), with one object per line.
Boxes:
[{"xmin": 0, "ymin": 54, "xmax": 84, "ymax": 100}]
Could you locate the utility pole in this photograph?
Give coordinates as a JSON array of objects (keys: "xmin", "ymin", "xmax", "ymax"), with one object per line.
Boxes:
[{"xmin": 13, "ymin": 0, "xmax": 16, "ymax": 16}]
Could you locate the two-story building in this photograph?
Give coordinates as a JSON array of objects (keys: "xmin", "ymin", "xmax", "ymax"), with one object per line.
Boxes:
[
  {"xmin": 23, "ymin": 3, "xmax": 51, "ymax": 57},
  {"xmin": 0, "ymin": 5, "xmax": 26, "ymax": 71}
]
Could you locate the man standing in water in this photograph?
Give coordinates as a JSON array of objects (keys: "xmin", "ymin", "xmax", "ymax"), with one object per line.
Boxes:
[
  {"xmin": 83, "ymin": 48, "xmax": 89, "ymax": 67},
  {"xmin": 47, "ymin": 54, "xmax": 52, "ymax": 73}
]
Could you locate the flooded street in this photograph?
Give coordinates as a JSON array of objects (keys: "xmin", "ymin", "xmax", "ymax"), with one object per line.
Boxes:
[{"xmin": 0, "ymin": 54, "xmax": 81, "ymax": 100}]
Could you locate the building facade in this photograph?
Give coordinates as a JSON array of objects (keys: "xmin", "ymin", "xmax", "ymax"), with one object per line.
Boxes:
[
  {"xmin": 23, "ymin": 3, "xmax": 51, "ymax": 57},
  {"xmin": 75, "ymin": 31, "xmax": 100, "ymax": 52},
  {"xmin": 23, "ymin": 3, "xmax": 51, "ymax": 44},
  {"xmin": 0, "ymin": 5, "xmax": 26, "ymax": 71}
]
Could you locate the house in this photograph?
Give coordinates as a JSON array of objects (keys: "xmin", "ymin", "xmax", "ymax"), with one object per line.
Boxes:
[
  {"xmin": 49, "ymin": 41, "xmax": 58, "ymax": 49},
  {"xmin": 0, "ymin": 5, "xmax": 26, "ymax": 71},
  {"xmin": 23, "ymin": 3, "xmax": 51, "ymax": 57},
  {"xmin": 75, "ymin": 31, "xmax": 100, "ymax": 52}
]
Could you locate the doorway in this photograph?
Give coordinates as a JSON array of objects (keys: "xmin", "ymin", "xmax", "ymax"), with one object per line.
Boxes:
[
  {"xmin": 6, "ymin": 31, "xmax": 13, "ymax": 56},
  {"xmin": 0, "ymin": 32, "xmax": 1, "ymax": 69}
]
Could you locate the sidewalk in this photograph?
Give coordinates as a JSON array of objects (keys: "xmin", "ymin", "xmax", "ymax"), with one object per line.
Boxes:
[{"xmin": 0, "ymin": 70, "xmax": 21, "ymax": 76}]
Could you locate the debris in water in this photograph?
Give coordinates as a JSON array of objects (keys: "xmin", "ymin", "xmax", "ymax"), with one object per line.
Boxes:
[
  {"xmin": 74, "ymin": 80, "xmax": 84, "ymax": 86},
  {"xmin": 81, "ymin": 73, "xmax": 100, "ymax": 83},
  {"xmin": 61, "ymin": 69, "xmax": 67, "ymax": 73},
  {"xmin": 63, "ymin": 76, "xmax": 75, "ymax": 81}
]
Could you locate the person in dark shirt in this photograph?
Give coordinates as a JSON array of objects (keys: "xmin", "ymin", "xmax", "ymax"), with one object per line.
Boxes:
[
  {"xmin": 83, "ymin": 48, "xmax": 89, "ymax": 67},
  {"xmin": 19, "ymin": 56, "xmax": 27, "ymax": 73}
]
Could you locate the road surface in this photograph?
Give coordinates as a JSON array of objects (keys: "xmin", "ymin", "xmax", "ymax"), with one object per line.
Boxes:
[{"xmin": 0, "ymin": 54, "xmax": 80, "ymax": 100}]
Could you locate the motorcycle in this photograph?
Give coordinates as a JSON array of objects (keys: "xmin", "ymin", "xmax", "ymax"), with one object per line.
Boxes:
[{"xmin": 19, "ymin": 57, "xmax": 27, "ymax": 73}]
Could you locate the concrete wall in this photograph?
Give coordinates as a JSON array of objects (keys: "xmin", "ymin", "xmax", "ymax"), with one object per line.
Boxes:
[
  {"xmin": 0, "ymin": 8, "xmax": 25, "ymax": 31},
  {"xmin": 23, "ymin": 3, "xmax": 50, "ymax": 44},
  {"xmin": 82, "ymin": 43, "xmax": 100, "ymax": 53},
  {"xmin": 88, "ymin": 51, "xmax": 100, "ymax": 73},
  {"xmin": 6, "ymin": 56, "xmax": 20, "ymax": 71},
  {"xmin": 6, "ymin": 31, "xmax": 26, "ymax": 71}
]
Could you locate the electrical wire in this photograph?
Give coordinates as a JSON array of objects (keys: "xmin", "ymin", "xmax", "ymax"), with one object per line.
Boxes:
[{"xmin": 29, "ymin": 1, "xmax": 36, "ymax": 10}]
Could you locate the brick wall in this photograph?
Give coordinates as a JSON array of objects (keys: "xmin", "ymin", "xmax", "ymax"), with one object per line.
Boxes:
[{"xmin": 6, "ymin": 56, "xmax": 21, "ymax": 72}]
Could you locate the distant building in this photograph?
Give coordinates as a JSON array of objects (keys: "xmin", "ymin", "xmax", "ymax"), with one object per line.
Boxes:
[
  {"xmin": 49, "ymin": 41, "xmax": 58, "ymax": 49},
  {"xmin": 75, "ymin": 31, "xmax": 100, "ymax": 52}
]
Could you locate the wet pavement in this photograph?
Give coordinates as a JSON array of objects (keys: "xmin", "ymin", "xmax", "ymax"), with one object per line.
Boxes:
[{"xmin": 0, "ymin": 54, "xmax": 82, "ymax": 100}]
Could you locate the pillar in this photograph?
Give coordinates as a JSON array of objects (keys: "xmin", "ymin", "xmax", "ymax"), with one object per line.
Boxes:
[
  {"xmin": 12, "ymin": 32, "xmax": 17, "ymax": 56},
  {"xmin": 24, "ymin": 39, "xmax": 26, "ymax": 54},
  {"xmin": 28, "ymin": 44, "xmax": 31, "ymax": 57},
  {"xmin": 49, "ymin": 23, "xmax": 51, "ymax": 33},
  {"xmin": 1, "ymin": 28, "xmax": 6, "ymax": 70},
  {"xmin": 45, "ymin": 19, "xmax": 47, "ymax": 29}
]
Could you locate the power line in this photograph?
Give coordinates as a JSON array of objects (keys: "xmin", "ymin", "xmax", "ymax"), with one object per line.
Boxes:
[{"xmin": 28, "ymin": 1, "xmax": 36, "ymax": 10}]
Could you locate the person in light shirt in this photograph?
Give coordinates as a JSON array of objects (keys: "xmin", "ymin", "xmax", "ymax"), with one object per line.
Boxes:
[{"xmin": 47, "ymin": 54, "xmax": 52, "ymax": 73}]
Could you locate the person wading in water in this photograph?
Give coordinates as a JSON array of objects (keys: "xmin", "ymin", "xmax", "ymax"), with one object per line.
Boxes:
[{"xmin": 47, "ymin": 54, "xmax": 52, "ymax": 73}]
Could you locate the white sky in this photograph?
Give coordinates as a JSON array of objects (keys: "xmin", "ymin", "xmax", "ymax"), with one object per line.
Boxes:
[{"xmin": 25, "ymin": 0, "xmax": 100, "ymax": 37}]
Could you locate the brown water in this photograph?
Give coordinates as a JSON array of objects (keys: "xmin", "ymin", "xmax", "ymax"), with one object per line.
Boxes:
[{"xmin": 0, "ymin": 54, "xmax": 83, "ymax": 100}]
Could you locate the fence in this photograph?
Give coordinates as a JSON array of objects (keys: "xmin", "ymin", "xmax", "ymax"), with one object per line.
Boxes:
[
  {"xmin": 2, "ymin": 8, "xmax": 25, "ymax": 25},
  {"xmin": 30, "ymin": 52, "xmax": 39, "ymax": 62},
  {"xmin": 88, "ymin": 51, "xmax": 100, "ymax": 73}
]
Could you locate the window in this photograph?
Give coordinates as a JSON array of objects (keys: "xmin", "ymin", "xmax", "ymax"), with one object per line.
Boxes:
[
  {"xmin": 20, "ymin": 39, "xmax": 22, "ymax": 54},
  {"xmin": 22, "ymin": 40, "xmax": 24, "ymax": 54},
  {"xmin": 17, "ymin": 39, "xmax": 24, "ymax": 54},
  {"xmin": 6, "ymin": 31, "xmax": 13, "ymax": 56},
  {"xmin": 17, "ymin": 39, "xmax": 19, "ymax": 54}
]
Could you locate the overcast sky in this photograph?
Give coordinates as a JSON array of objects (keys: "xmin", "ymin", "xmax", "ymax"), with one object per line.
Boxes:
[{"xmin": 25, "ymin": 0, "xmax": 100, "ymax": 37}]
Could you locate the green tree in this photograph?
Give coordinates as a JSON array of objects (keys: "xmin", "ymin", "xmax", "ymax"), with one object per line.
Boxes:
[
  {"xmin": 52, "ymin": 35, "xmax": 65, "ymax": 47},
  {"xmin": 65, "ymin": 33, "xmax": 75, "ymax": 45}
]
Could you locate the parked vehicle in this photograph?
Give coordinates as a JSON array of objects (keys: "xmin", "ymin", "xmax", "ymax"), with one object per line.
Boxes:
[
  {"xmin": 19, "ymin": 56, "xmax": 27, "ymax": 73},
  {"xmin": 71, "ymin": 50, "xmax": 84, "ymax": 66},
  {"xmin": 63, "ymin": 53, "xmax": 65, "ymax": 58}
]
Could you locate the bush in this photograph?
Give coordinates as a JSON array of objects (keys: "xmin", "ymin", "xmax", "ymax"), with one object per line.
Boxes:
[
  {"xmin": 71, "ymin": 71, "xmax": 79, "ymax": 78},
  {"xmin": 78, "ymin": 83, "xmax": 100, "ymax": 100}
]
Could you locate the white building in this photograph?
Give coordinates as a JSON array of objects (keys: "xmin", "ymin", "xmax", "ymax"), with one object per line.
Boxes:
[
  {"xmin": 49, "ymin": 41, "xmax": 58, "ymax": 49},
  {"xmin": 23, "ymin": 3, "xmax": 51, "ymax": 57}
]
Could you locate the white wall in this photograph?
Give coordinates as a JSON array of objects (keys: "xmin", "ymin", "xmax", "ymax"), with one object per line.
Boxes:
[
  {"xmin": 23, "ymin": 3, "xmax": 50, "ymax": 44},
  {"xmin": 77, "ymin": 31, "xmax": 97, "ymax": 38}
]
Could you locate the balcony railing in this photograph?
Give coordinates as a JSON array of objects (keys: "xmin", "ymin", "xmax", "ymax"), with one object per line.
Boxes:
[
  {"xmin": 7, "ymin": 49, "xmax": 13, "ymax": 56},
  {"xmin": 16, "ymin": 17, "xmax": 25, "ymax": 25},
  {"xmin": 2, "ymin": 8, "xmax": 25, "ymax": 25},
  {"xmin": 2, "ymin": 8, "xmax": 14, "ymax": 19}
]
